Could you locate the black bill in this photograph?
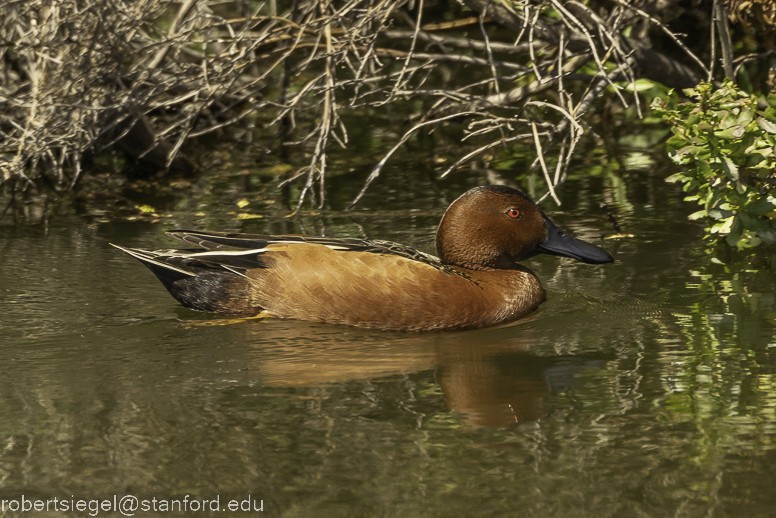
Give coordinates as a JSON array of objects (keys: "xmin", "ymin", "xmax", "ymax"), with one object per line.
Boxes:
[{"xmin": 536, "ymin": 217, "xmax": 614, "ymax": 265}]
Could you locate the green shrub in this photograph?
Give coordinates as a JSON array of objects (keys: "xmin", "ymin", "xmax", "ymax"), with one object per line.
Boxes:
[{"xmin": 652, "ymin": 80, "xmax": 776, "ymax": 249}]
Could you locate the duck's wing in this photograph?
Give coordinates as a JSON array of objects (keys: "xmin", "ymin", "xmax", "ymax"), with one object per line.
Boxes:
[
  {"xmin": 113, "ymin": 230, "xmax": 446, "ymax": 281},
  {"xmin": 111, "ymin": 243, "xmax": 265, "ymax": 277},
  {"xmin": 163, "ymin": 230, "xmax": 443, "ymax": 268}
]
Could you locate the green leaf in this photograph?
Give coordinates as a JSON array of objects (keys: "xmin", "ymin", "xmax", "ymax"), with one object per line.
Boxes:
[
  {"xmin": 757, "ymin": 225, "xmax": 776, "ymax": 245},
  {"xmin": 626, "ymin": 79, "xmax": 658, "ymax": 92},
  {"xmin": 686, "ymin": 113, "xmax": 702, "ymax": 127},
  {"xmin": 698, "ymin": 160, "xmax": 713, "ymax": 177},
  {"xmin": 705, "ymin": 188, "xmax": 724, "ymax": 210},
  {"xmin": 665, "ymin": 172, "xmax": 690, "ymax": 183},
  {"xmin": 742, "ymin": 215, "xmax": 776, "ymax": 245},
  {"xmin": 738, "ymin": 211, "xmax": 758, "ymax": 230},
  {"xmin": 718, "ymin": 110, "xmax": 736, "ymax": 129},
  {"xmin": 720, "ymin": 156, "xmax": 739, "ymax": 181},
  {"xmin": 745, "ymin": 196, "xmax": 776, "ymax": 216},
  {"xmin": 757, "ymin": 117, "xmax": 776, "ymax": 134},
  {"xmin": 737, "ymin": 106, "xmax": 756, "ymax": 126},
  {"xmin": 715, "ymin": 125, "xmax": 746, "ymax": 139},
  {"xmin": 668, "ymin": 151, "xmax": 689, "ymax": 165},
  {"xmin": 711, "ymin": 216, "xmax": 734, "ymax": 234},
  {"xmin": 708, "ymin": 208, "xmax": 730, "ymax": 220},
  {"xmin": 726, "ymin": 216, "xmax": 743, "ymax": 245},
  {"xmin": 678, "ymin": 144, "xmax": 709, "ymax": 157},
  {"xmin": 745, "ymin": 233, "xmax": 763, "ymax": 248},
  {"xmin": 768, "ymin": 93, "xmax": 776, "ymax": 111},
  {"xmin": 666, "ymin": 134, "xmax": 691, "ymax": 150}
]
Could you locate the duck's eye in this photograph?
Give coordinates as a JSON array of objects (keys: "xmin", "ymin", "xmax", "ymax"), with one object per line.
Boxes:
[{"xmin": 506, "ymin": 208, "xmax": 521, "ymax": 219}]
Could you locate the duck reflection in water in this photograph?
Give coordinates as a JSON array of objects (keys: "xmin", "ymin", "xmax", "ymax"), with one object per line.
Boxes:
[
  {"xmin": 207, "ymin": 318, "xmax": 608, "ymax": 428},
  {"xmin": 435, "ymin": 343, "xmax": 606, "ymax": 427}
]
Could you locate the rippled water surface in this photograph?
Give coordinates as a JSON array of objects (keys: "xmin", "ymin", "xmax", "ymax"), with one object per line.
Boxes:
[{"xmin": 3, "ymin": 171, "xmax": 776, "ymax": 517}]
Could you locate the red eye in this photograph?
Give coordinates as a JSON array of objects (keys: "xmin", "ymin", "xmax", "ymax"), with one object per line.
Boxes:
[{"xmin": 506, "ymin": 208, "xmax": 521, "ymax": 219}]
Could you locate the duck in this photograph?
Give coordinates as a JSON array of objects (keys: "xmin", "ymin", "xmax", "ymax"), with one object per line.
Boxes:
[{"xmin": 114, "ymin": 185, "xmax": 613, "ymax": 331}]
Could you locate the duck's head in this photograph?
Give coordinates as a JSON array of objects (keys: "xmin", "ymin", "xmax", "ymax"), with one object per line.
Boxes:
[{"xmin": 435, "ymin": 185, "xmax": 614, "ymax": 270}]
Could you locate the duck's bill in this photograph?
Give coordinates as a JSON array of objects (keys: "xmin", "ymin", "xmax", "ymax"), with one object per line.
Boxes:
[{"xmin": 536, "ymin": 217, "xmax": 614, "ymax": 264}]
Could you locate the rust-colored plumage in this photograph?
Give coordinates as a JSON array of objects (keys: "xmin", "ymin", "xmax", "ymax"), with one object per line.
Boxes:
[{"xmin": 115, "ymin": 185, "xmax": 613, "ymax": 331}]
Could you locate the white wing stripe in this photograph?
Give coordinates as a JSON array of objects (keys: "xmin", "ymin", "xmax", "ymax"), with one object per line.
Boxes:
[{"xmin": 183, "ymin": 248, "xmax": 267, "ymax": 258}]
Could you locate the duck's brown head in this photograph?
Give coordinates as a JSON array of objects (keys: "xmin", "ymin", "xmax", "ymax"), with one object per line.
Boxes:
[{"xmin": 435, "ymin": 185, "xmax": 614, "ymax": 270}]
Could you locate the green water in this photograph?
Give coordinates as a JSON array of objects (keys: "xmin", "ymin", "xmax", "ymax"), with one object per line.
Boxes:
[{"xmin": 2, "ymin": 169, "xmax": 776, "ymax": 517}]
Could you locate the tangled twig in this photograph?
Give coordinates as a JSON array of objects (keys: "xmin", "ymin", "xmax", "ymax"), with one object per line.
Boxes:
[{"xmin": 0, "ymin": 0, "xmax": 737, "ymax": 214}]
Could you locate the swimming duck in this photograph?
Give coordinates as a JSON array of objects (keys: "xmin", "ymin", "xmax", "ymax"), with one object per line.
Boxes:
[{"xmin": 114, "ymin": 185, "xmax": 613, "ymax": 331}]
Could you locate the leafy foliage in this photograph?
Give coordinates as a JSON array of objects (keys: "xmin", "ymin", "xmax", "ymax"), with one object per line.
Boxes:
[{"xmin": 652, "ymin": 81, "xmax": 776, "ymax": 249}]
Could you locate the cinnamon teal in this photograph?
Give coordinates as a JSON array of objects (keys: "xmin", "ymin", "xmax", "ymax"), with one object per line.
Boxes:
[{"xmin": 114, "ymin": 185, "xmax": 613, "ymax": 331}]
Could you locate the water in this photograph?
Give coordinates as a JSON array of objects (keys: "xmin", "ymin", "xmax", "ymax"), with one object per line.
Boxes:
[{"xmin": 2, "ymin": 169, "xmax": 776, "ymax": 517}]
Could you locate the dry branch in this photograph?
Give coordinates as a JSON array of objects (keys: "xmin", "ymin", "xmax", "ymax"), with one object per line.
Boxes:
[{"xmin": 0, "ymin": 0, "xmax": 746, "ymax": 214}]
